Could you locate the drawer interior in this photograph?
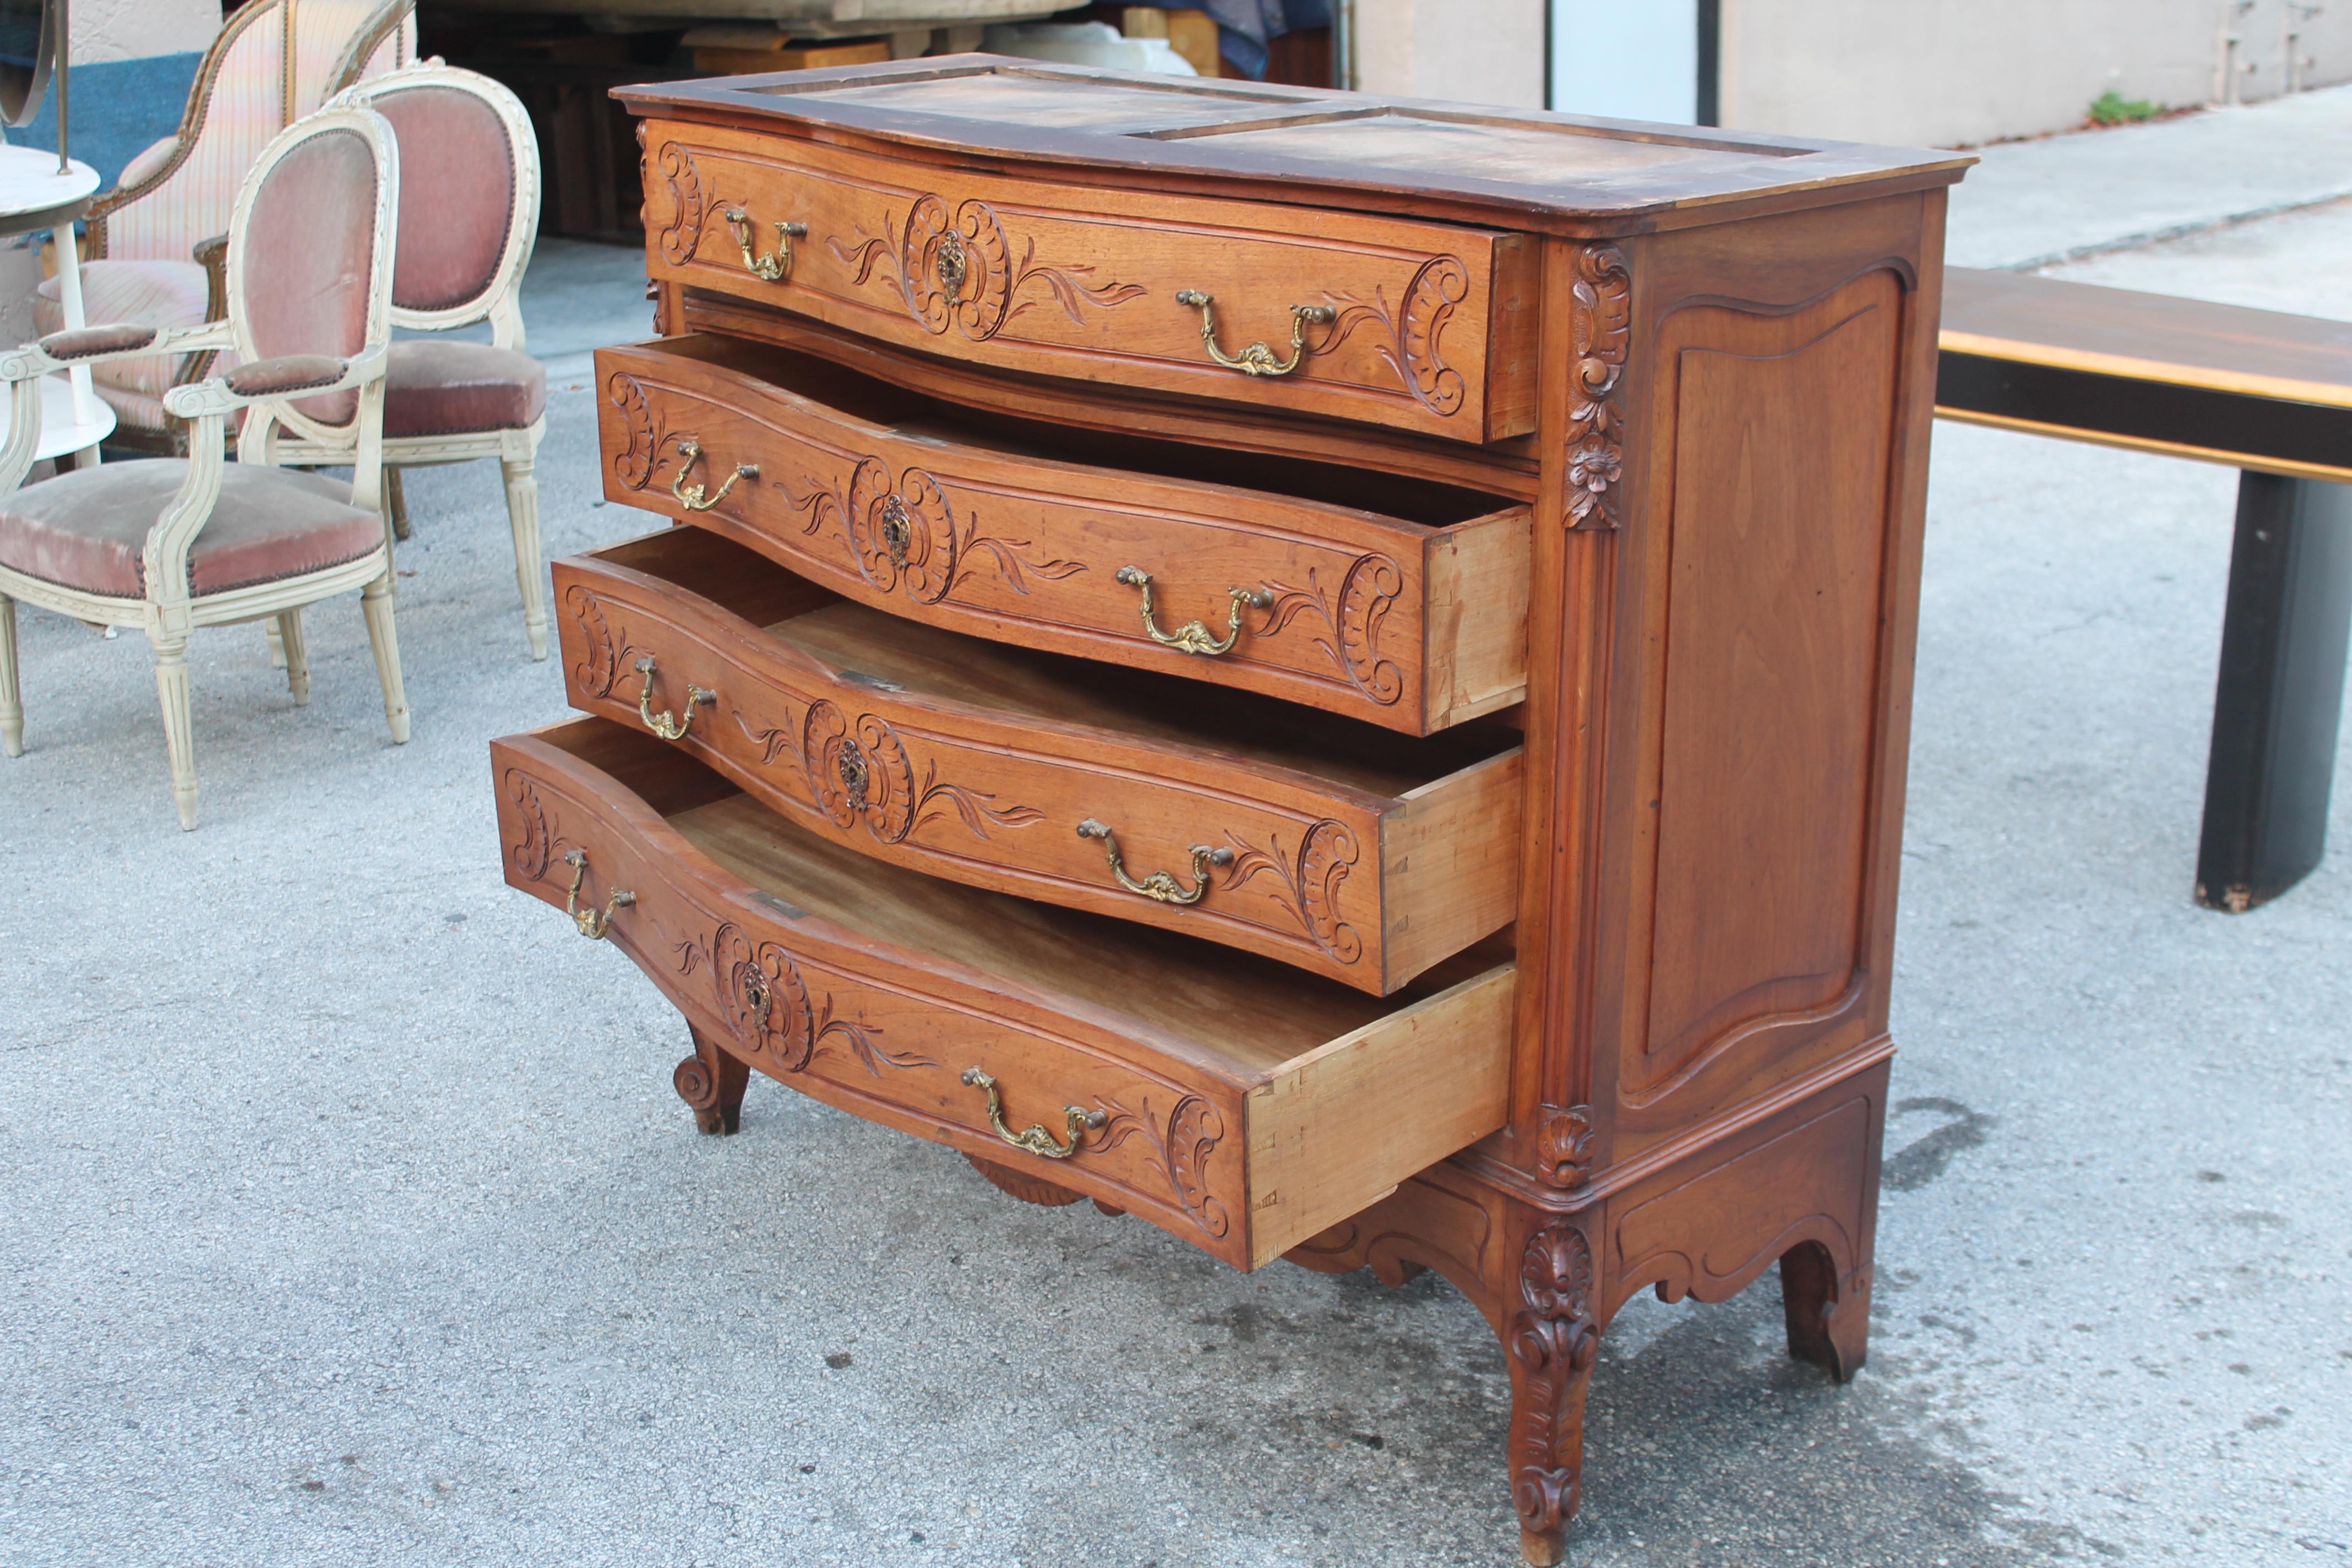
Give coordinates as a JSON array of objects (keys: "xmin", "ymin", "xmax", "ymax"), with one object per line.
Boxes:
[
  {"xmin": 542, "ymin": 716, "xmax": 1512, "ymax": 1075},
  {"xmin": 632, "ymin": 331, "xmax": 1517, "ymax": 530},
  {"xmin": 595, "ymin": 526, "xmax": 1520, "ymax": 799}
]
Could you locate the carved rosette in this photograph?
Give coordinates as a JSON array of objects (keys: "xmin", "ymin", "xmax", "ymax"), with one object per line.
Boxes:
[
  {"xmin": 1508, "ymin": 1223, "xmax": 1599, "ymax": 1542},
  {"xmin": 1261, "ymin": 551, "xmax": 1405, "ymax": 709},
  {"xmin": 654, "ymin": 141, "xmax": 706, "ymax": 268},
  {"xmin": 788, "ymin": 455, "xmax": 1085, "ymax": 606},
  {"xmin": 607, "ymin": 373, "xmax": 662, "ymax": 492},
  {"xmin": 1533, "ymin": 1104, "xmax": 1596, "ymax": 1189},
  {"xmin": 501, "ymin": 768, "xmax": 552, "ymax": 881},
  {"xmin": 1565, "ymin": 245, "xmax": 1630, "ymax": 529}
]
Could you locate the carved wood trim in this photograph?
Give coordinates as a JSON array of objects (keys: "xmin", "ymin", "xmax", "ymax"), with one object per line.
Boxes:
[
  {"xmin": 1259, "ymin": 551, "xmax": 1406, "ymax": 707},
  {"xmin": 1565, "ymin": 244, "xmax": 1630, "ymax": 530},
  {"xmin": 1507, "ymin": 1221, "xmax": 1599, "ymax": 1545},
  {"xmin": 1532, "ymin": 1104, "xmax": 1595, "ymax": 1189}
]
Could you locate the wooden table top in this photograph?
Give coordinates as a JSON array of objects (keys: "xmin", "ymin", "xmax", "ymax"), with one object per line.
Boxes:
[{"xmin": 1941, "ymin": 266, "xmax": 2352, "ymax": 413}]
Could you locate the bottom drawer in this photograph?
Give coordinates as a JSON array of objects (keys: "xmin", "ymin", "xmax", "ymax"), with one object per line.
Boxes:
[{"xmin": 493, "ymin": 717, "xmax": 1514, "ymax": 1271}]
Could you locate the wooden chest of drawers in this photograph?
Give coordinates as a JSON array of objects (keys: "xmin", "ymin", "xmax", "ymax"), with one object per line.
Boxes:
[{"xmin": 490, "ymin": 56, "xmax": 1966, "ymax": 1564}]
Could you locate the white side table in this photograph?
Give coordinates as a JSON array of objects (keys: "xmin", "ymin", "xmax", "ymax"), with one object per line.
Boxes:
[{"xmin": 0, "ymin": 145, "xmax": 108, "ymax": 466}]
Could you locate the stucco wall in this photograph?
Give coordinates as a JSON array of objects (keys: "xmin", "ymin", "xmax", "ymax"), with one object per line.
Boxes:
[
  {"xmin": 1723, "ymin": 0, "xmax": 2352, "ymax": 146},
  {"xmin": 75, "ymin": 0, "xmax": 217, "ymax": 66},
  {"xmin": 1354, "ymin": 0, "xmax": 1547, "ymax": 108}
]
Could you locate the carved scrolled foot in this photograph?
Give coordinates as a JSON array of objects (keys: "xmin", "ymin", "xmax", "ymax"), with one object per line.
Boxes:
[
  {"xmin": 1509, "ymin": 1219, "xmax": 1600, "ymax": 1567},
  {"xmin": 1781, "ymin": 1240, "xmax": 1870, "ymax": 1381},
  {"xmin": 675, "ymin": 1024, "xmax": 750, "ymax": 1135}
]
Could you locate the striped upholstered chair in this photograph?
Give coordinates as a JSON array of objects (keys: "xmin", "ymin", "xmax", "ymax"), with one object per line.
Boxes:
[{"xmin": 31, "ymin": 0, "xmax": 415, "ymax": 451}]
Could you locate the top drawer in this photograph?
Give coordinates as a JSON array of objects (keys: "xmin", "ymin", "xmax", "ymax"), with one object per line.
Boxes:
[{"xmin": 638, "ymin": 118, "xmax": 1538, "ymax": 445}]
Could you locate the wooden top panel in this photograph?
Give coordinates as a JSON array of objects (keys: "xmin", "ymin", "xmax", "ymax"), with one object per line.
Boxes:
[
  {"xmin": 1942, "ymin": 267, "xmax": 2352, "ymax": 412},
  {"xmin": 615, "ymin": 56, "xmax": 1970, "ymax": 235}
]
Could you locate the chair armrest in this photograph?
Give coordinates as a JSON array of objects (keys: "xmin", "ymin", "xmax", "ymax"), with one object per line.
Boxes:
[
  {"xmin": 162, "ymin": 344, "xmax": 389, "ymax": 419},
  {"xmin": 0, "ymin": 319, "xmax": 235, "ymax": 382}
]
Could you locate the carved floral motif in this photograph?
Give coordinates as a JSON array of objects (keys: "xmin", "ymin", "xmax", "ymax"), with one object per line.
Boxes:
[
  {"xmin": 1565, "ymin": 245, "xmax": 1630, "ymax": 529},
  {"xmin": 1533, "ymin": 1104, "xmax": 1596, "ymax": 1189},
  {"xmin": 736, "ymin": 703, "xmax": 1044, "ymax": 848},
  {"xmin": 1094, "ymin": 1092, "xmax": 1232, "ymax": 1240},
  {"xmin": 565, "ymin": 584, "xmax": 623, "ymax": 700},
  {"xmin": 1319, "ymin": 254, "xmax": 1470, "ymax": 416},
  {"xmin": 1223, "ymin": 819, "xmax": 1363, "ymax": 965},
  {"xmin": 831, "ymin": 195, "xmax": 1147, "ymax": 341},
  {"xmin": 673, "ymin": 920, "xmax": 931, "ymax": 1078},
  {"xmin": 1260, "ymin": 552, "xmax": 1406, "ymax": 707},
  {"xmin": 783, "ymin": 458, "xmax": 1085, "ymax": 606},
  {"xmin": 1508, "ymin": 1222, "xmax": 1599, "ymax": 1541}
]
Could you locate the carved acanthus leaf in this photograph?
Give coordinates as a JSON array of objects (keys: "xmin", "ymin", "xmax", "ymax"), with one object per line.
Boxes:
[
  {"xmin": 1508, "ymin": 1222, "xmax": 1599, "ymax": 1539},
  {"xmin": 1565, "ymin": 244, "xmax": 1630, "ymax": 530}
]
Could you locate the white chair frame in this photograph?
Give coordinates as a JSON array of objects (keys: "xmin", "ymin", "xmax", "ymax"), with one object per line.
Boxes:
[
  {"xmin": 266, "ymin": 58, "xmax": 550, "ymax": 660},
  {"xmin": 0, "ymin": 108, "xmax": 410, "ymax": 830}
]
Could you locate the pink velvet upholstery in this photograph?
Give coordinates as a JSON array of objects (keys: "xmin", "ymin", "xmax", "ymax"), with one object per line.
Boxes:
[
  {"xmin": 39, "ymin": 323, "xmax": 164, "ymax": 361},
  {"xmin": 236, "ymin": 126, "xmax": 380, "ymax": 429},
  {"xmin": 0, "ymin": 461, "xmax": 382, "ymax": 598},
  {"xmin": 225, "ymin": 355, "xmax": 349, "ymax": 398},
  {"xmin": 384, "ymin": 340, "xmax": 543, "ymax": 437},
  {"xmin": 373, "ymin": 85, "xmax": 516, "ymax": 313}
]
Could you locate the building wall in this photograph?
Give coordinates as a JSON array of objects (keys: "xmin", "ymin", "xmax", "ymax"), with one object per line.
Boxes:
[
  {"xmin": 1351, "ymin": 0, "xmax": 2352, "ymax": 146},
  {"xmin": 1723, "ymin": 0, "xmax": 2352, "ymax": 146},
  {"xmin": 1353, "ymin": 0, "xmax": 1547, "ymax": 108},
  {"xmin": 74, "ymin": 0, "xmax": 219, "ymax": 65}
]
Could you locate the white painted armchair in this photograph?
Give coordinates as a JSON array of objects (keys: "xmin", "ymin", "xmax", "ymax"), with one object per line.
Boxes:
[
  {"xmin": 33, "ymin": 0, "xmax": 415, "ymax": 450},
  {"xmin": 268, "ymin": 59, "xmax": 549, "ymax": 658},
  {"xmin": 0, "ymin": 107, "xmax": 409, "ymax": 829}
]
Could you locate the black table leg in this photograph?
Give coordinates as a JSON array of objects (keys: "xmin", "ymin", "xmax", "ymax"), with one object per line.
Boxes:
[{"xmin": 2196, "ymin": 472, "xmax": 2352, "ymax": 911}]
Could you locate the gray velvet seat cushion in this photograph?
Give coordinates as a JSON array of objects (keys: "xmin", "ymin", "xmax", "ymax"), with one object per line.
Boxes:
[
  {"xmin": 0, "ymin": 460, "xmax": 383, "ymax": 599},
  {"xmin": 384, "ymin": 340, "xmax": 545, "ymax": 437}
]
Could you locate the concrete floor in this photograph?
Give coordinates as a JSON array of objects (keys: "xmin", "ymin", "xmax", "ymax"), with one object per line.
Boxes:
[{"xmin": 4, "ymin": 104, "xmax": 2350, "ymax": 1567}]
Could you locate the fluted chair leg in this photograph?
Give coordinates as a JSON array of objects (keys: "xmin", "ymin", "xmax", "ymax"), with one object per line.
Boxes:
[
  {"xmin": 360, "ymin": 571, "xmax": 410, "ymax": 744},
  {"xmin": 0, "ymin": 593, "xmax": 21, "ymax": 757},
  {"xmin": 500, "ymin": 442, "xmax": 547, "ymax": 661},
  {"xmin": 151, "ymin": 633, "xmax": 198, "ymax": 830},
  {"xmin": 277, "ymin": 608, "xmax": 310, "ymax": 705}
]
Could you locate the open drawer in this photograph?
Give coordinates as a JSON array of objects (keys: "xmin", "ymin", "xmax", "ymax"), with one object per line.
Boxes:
[
  {"xmin": 557, "ymin": 527, "xmax": 1522, "ymax": 995},
  {"xmin": 596, "ymin": 333, "xmax": 1532, "ymax": 735},
  {"xmin": 493, "ymin": 717, "xmax": 1516, "ymax": 1271}
]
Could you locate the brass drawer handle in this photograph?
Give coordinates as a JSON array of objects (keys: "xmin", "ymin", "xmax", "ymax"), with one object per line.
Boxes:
[
  {"xmin": 1076, "ymin": 818, "xmax": 1234, "ymax": 906},
  {"xmin": 562, "ymin": 849, "xmax": 634, "ymax": 939},
  {"xmin": 723, "ymin": 205, "xmax": 807, "ymax": 283},
  {"xmin": 1175, "ymin": 288, "xmax": 1335, "ymax": 378},
  {"xmin": 961, "ymin": 1067, "xmax": 1106, "ymax": 1161},
  {"xmin": 635, "ymin": 655, "xmax": 714, "ymax": 742},
  {"xmin": 669, "ymin": 438, "xmax": 756, "ymax": 513},
  {"xmin": 1114, "ymin": 565, "xmax": 1272, "ymax": 657}
]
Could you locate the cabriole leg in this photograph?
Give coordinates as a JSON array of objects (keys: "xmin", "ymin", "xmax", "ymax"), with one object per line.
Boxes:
[
  {"xmin": 501, "ymin": 444, "xmax": 548, "ymax": 661},
  {"xmin": 276, "ymin": 608, "xmax": 310, "ymax": 705},
  {"xmin": 1507, "ymin": 1218, "xmax": 1600, "ymax": 1567},
  {"xmin": 676, "ymin": 1022, "xmax": 750, "ymax": 1135},
  {"xmin": 151, "ymin": 633, "xmax": 198, "ymax": 830},
  {"xmin": 1780, "ymin": 1239, "xmax": 1870, "ymax": 1382},
  {"xmin": 0, "ymin": 592, "xmax": 21, "ymax": 756},
  {"xmin": 360, "ymin": 571, "xmax": 411, "ymax": 744}
]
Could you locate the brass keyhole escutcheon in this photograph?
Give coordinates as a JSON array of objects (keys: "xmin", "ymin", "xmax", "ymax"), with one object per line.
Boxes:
[
  {"xmin": 879, "ymin": 494, "xmax": 914, "ymax": 569},
  {"xmin": 935, "ymin": 230, "xmax": 967, "ymax": 298},
  {"xmin": 742, "ymin": 968, "xmax": 772, "ymax": 1030},
  {"xmin": 837, "ymin": 738, "xmax": 871, "ymax": 811}
]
